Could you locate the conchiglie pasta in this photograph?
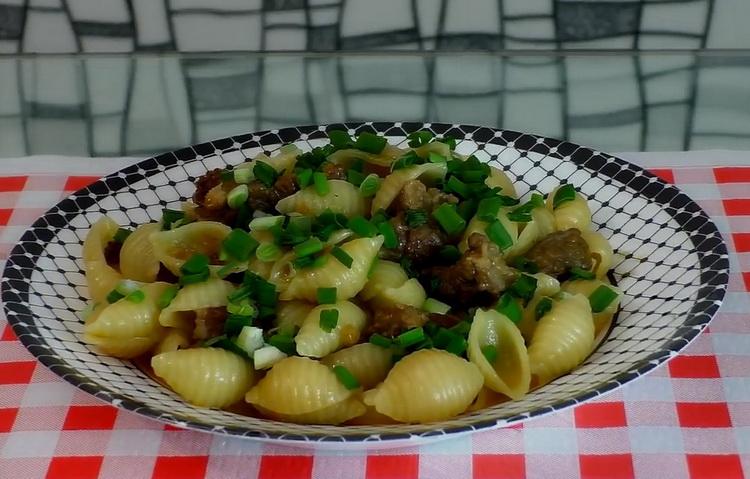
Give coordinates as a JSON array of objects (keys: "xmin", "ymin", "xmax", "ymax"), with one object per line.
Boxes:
[
  {"xmin": 327, "ymin": 143, "xmax": 405, "ymax": 168},
  {"xmin": 295, "ymin": 301, "xmax": 367, "ymax": 358},
  {"xmin": 254, "ymin": 397, "xmax": 366, "ymax": 425},
  {"xmin": 468, "ymin": 387, "xmax": 508, "ymax": 412},
  {"xmin": 467, "ymin": 309, "xmax": 531, "ymax": 400},
  {"xmin": 363, "ymin": 349, "xmax": 483, "ymax": 423},
  {"xmin": 154, "ymin": 328, "xmax": 190, "ymax": 355},
  {"xmin": 459, "ymin": 210, "xmax": 518, "ymax": 254},
  {"xmin": 245, "ymin": 356, "xmax": 352, "ymax": 415},
  {"xmin": 371, "ymin": 163, "xmax": 447, "ymax": 214},
  {"xmin": 84, "ymin": 282, "xmax": 172, "ymax": 358},
  {"xmin": 276, "ymin": 180, "xmax": 366, "ymax": 217},
  {"xmin": 375, "ymin": 278, "xmax": 426, "ymax": 308},
  {"xmin": 485, "ymin": 166, "xmax": 517, "ymax": 198},
  {"xmin": 581, "ymin": 230, "xmax": 614, "ymax": 279},
  {"xmin": 235, "ymin": 144, "xmax": 301, "ymax": 174},
  {"xmin": 275, "ymin": 300, "xmax": 315, "ymax": 333},
  {"xmin": 361, "ymin": 260, "xmax": 425, "ymax": 308},
  {"xmin": 321, "ymin": 343, "xmax": 393, "ymax": 389},
  {"xmin": 247, "ymin": 256, "xmax": 274, "ymax": 280},
  {"xmin": 281, "ymin": 236, "xmax": 384, "ymax": 301},
  {"xmin": 528, "ymin": 293, "xmax": 594, "ymax": 386},
  {"xmin": 82, "ymin": 216, "xmax": 123, "ymax": 303},
  {"xmin": 152, "ymin": 348, "xmax": 254, "ymax": 408},
  {"xmin": 119, "ymin": 222, "xmax": 161, "ymax": 282},
  {"xmin": 546, "ymin": 186, "xmax": 592, "ymax": 231},
  {"xmin": 150, "ymin": 221, "xmax": 231, "ymax": 276},
  {"xmin": 504, "ymin": 206, "xmax": 556, "ymax": 260},
  {"xmin": 158, "ymin": 279, "xmax": 236, "ymax": 330},
  {"xmin": 562, "ymin": 279, "xmax": 621, "ymax": 345},
  {"xmin": 515, "ymin": 272, "xmax": 562, "ymax": 342}
]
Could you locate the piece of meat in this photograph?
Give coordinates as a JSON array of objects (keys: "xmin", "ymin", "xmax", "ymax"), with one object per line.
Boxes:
[
  {"xmin": 273, "ymin": 169, "xmax": 299, "ymax": 197},
  {"xmin": 193, "ymin": 169, "xmax": 224, "ymax": 207},
  {"xmin": 431, "ymin": 233, "xmax": 516, "ymax": 307},
  {"xmin": 321, "ymin": 162, "xmax": 347, "ymax": 180},
  {"xmin": 383, "ymin": 215, "xmax": 448, "ymax": 264},
  {"xmin": 103, "ymin": 241, "xmax": 121, "ymax": 268},
  {"xmin": 392, "ymin": 180, "xmax": 458, "ymax": 214},
  {"xmin": 525, "ymin": 228, "xmax": 592, "ymax": 277},
  {"xmin": 366, "ymin": 304, "xmax": 429, "ymax": 338},
  {"xmin": 193, "ymin": 307, "xmax": 228, "ymax": 340},
  {"xmin": 247, "ymin": 170, "xmax": 299, "ymax": 213},
  {"xmin": 192, "ymin": 168, "xmax": 238, "ymax": 224},
  {"xmin": 427, "ymin": 312, "xmax": 465, "ymax": 329}
]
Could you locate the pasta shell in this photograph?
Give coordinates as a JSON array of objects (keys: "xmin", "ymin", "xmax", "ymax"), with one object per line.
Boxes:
[
  {"xmin": 580, "ymin": 230, "xmax": 614, "ymax": 279},
  {"xmin": 321, "ymin": 343, "xmax": 393, "ymax": 389},
  {"xmin": 245, "ymin": 356, "xmax": 351, "ymax": 415},
  {"xmin": 295, "ymin": 301, "xmax": 367, "ymax": 358},
  {"xmin": 154, "ymin": 328, "xmax": 191, "ymax": 355},
  {"xmin": 152, "ymin": 348, "xmax": 255, "ymax": 408},
  {"xmin": 505, "ymin": 207, "xmax": 555, "ymax": 260},
  {"xmin": 485, "ymin": 166, "xmax": 517, "ymax": 198},
  {"xmin": 468, "ymin": 387, "xmax": 508, "ymax": 412},
  {"xmin": 516, "ymin": 273, "xmax": 562, "ymax": 342},
  {"xmin": 363, "ymin": 349, "xmax": 483, "ymax": 423},
  {"xmin": 247, "ymin": 257, "xmax": 274, "ymax": 280},
  {"xmin": 374, "ymin": 278, "xmax": 426, "ymax": 309},
  {"xmin": 119, "ymin": 223, "xmax": 161, "ymax": 282},
  {"xmin": 159, "ymin": 279, "xmax": 235, "ymax": 330},
  {"xmin": 281, "ymin": 236, "xmax": 384, "ymax": 301},
  {"xmin": 327, "ymin": 144, "xmax": 405, "ymax": 168},
  {"xmin": 150, "ymin": 221, "xmax": 231, "ymax": 276},
  {"xmin": 235, "ymin": 144, "xmax": 301, "ymax": 173},
  {"xmin": 459, "ymin": 209, "xmax": 518, "ymax": 253},
  {"xmin": 528, "ymin": 293, "xmax": 594, "ymax": 386},
  {"xmin": 275, "ymin": 300, "xmax": 315, "ymax": 333},
  {"xmin": 82, "ymin": 216, "xmax": 123, "ymax": 303},
  {"xmin": 546, "ymin": 187, "xmax": 592, "ymax": 231},
  {"xmin": 255, "ymin": 397, "xmax": 366, "ymax": 425},
  {"xmin": 467, "ymin": 309, "xmax": 531, "ymax": 400},
  {"xmin": 360, "ymin": 260, "xmax": 409, "ymax": 300},
  {"xmin": 84, "ymin": 282, "xmax": 172, "ymax": 358},
  {"xmin": 371, "ymin": 163, "xmax": 447, "ymax": 215},
  {"xmin": 561, "ymin": 279, "xmax": 621, "ymax": 345},
  {"xmin": 276, "ymin": 180, "xmax": 366, "ymax": 217}
]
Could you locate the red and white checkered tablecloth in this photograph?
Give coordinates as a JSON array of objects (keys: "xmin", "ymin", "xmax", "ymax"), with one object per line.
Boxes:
[{"xmin": 0, "ymin": 153, "xmax": 747, "ymax": 479}]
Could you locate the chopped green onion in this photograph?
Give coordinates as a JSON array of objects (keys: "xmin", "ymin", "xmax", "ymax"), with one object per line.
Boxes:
[
  {"xmin": 354, "ymin": 131, "xmax": 387, "ymax": 154},
  {"xmin": 251, "ymin": 277, "xmax": 277, "ymax": 307},
  {"xmin": 369, "ymin": 334, "xmax": 392, "ymax": 348},
  {"xmin": 312, "ymin": 172, "xmax": 330, "ymax": 196},
  {"xmin": 432, "ymin": 327, "xmax": 456, "ymax": 349},
  {"xmin": 450, "ymin": 320, "xmax": 472, "ymax": 337},
  {"xmin": 181, "ymin": 253, "xmax": 210, "ymax": 275},
  {"xmin": 507, "ymin": 194, "xmax": 545, "ymax": 223},
  {"xmin": 162, "ymin": 209, "xmax": 185, "ymax": 230},
  {"xmin": 234, "ymin": 168, "xmax": 254, "ymax": 184},
  {"xmin": 296, "ymin": 168, "xmax": 313, "ymax": 188},
  {"xmin": 217, "ymin": 262, "xmax": 238, "ymax": 278},
  {"xmin": 553, "ymin": 184, "xmax": 576, "ymax": 209},
  {"xmin": 432, "ymin": 203, "xmax": 466, "ymax": 235},
  {"xmin": 511, "ymin": 257, "xmax": 539, "ymax": 274},
  {"xmin": 256, "ymin": 243, "xmax": 282, "ymax": 262},
  {"xmin": 253, "ymin": 161, "xmax": 278, "ymax": 188},
  {"xmin": 180, "ymin": 270, "xmax": 210, "ymax": 285},
  {"xmin": 207, "ymin": 336, "xmax": 250, "ymax": 359},
  {"xmin": 570, "ymin": 266, "xmax": 595, "ymax": 280},
  {"xmin": 509, "ymin": 274, "xmax": 538, "ymax": 303},
  {"xmin": 126, "ymin": 289, "xmax": 145, "ymax": 303},
  {"xmin": 367, "ymin": 257, "xmax": 379, "ymax": 278},
  {"xmin": 222, "ymin": 228, "xmax": 259, "ymax": 262},
  {"xmin": 228, "ymin": 284, "xmax": 251, "ymax": 303},
  {"xmin": 405, "ymin": 209, "xmax": 428, "ymax": 228},
  {"xmin": 495, "ymin": 293, "xmax": 522, "ymax": 324},
  {"xmin": 589, "ymin": 285, "xmax": 618, "ymax": 313},
  {"xmin": 377, "ymin": 221, "xmax": 399, "ymax": 249},
  {"xmin": 319, "ymin": 309, "xmax": 339, "ymax": 332},
  {"xmin": 359, "ymin": 174, "xmax": 381, "ymax": 197},
  {"xmin": 456, "ymin": 199, "xmax": 478, "ymax": 221},
  {"xmin": 460, "ymin": 170, "xmax": 487, "ymax": 183},
  {"xmin": 535, "ymin": 297, "xmax": 553, "ymax": 320},
  {"xmin": 293, "ymin": 237, "xmax": 323, "ymax": 258},
  {"xmin": 330, "ymin": 246, "xmax": 353, "ymax": 268},
  {"xmin": 157, "ymin": 285, "xmax": 180, "ymax": 308},
  {"xmin": 477, "ymin": 197, "xmax": 503, "ymax": 222},
  {"xmin": 415, "ymin": 337, "xmax": 434, "ymax": 350},
  {"xmin": 249, "ymin": 215, "xmax": 285, "ymax": 231},
  {"xmin": 429, "ymin": 152, "xmax": 447, "ymax": 163},
  {"xmin": 370, "ymin": 209, "xmax": 389, "ymax": 226},
  {"xmin": 485, "ymin": 219, "xmax": 514, "ymax": 251},
  {"xmin": 396, "ymin": 327, "xmax": 425, "ymax": 348},
  {"xmin": 317, "ymin": 287, "xmax": 337, "ymax": 305},
  {"xmin": 445, "ymin": 335, "xmax": 467, "ymax": 356},
  {"xmin": 407, "ymin": 130, "xmax": 433, "ymax": 147},
  {"xmin": 106, "ymin": 289, "xmax": 125, "ymax": 304},
  {"xmin": 424, "ymin": 321, "xmax": 439, "ymax": 336},
  {"xmin": 332, "ymin": 365, "xmax": 360, "ymax": 390},
  {"xmin": 115, "ymin": 279, "xmax": 140, "ymax": 296},
  {"xmin": 423, "ymin": 298, "xmax": 450, "ymax": 314},
  {"xmin": 328, "ymin": 130, "xmax": 353, "ymax": 149},
  {"xmin": 437, "ymin": 136, "xmax": 457, "ymax": 150},
  {"xmin": 347, "ymin": 168, "xmax": 366, "ymax": 187},
  {"xmin": 227, "ymin": 184, "xmax": 249, "ymax": 209},
  {"xmin": 113, "ymin": 228, "xmax": 131, "ymax": 243},
  {"xmin": 220, "ymin": 169, "xmax": 234, "ymax": 182},
  {"xmin": 347, "ymin": 215, "xmax": 378, "ymax": 237},
  {"xmin": 391, "ymin": 153, "xmax": 419, "ymax": 171},
  {"xmin": 227, "ymin": 298, "xmax": 257, "ymax": 317},
  {"xmin": 224, "ymin": 313, "xmax": 253, "ymax": 336},
  {"xmin": 481, "ymin": 344, "xmax": 498, "ymax": 364},
  {"xmin": 292, "ymin": 255, "xmax": 315, "ymax": 269},
  {"xmin": 446, "ymin": 176, "xmax": 471, "ymax": 198},
  {"xmin": 439, "ymin": 245, "xmax": 461, "ymax": 263},
  {"xmin": 267, "ymin": 333, "xmax": 295, "ymax": 355},
  {"xmin": 311, "ymin": 254, "xmax": 329, "ymax": 269}
]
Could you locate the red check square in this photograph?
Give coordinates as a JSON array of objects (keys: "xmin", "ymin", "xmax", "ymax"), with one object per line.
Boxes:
[
  {"xmin": 574, "ymin": 402, "xmax": 627, "ymax": 428},
  {"xmin": 648, "ymin": 168, "xmax": 675, "ymax": 184},
  {"xmin": 473, "ymin": 454, "xmax": 525, "ymax": 479},
  {"xmin": 46, "ymin": 456, "xmax": 103, "ymax": 479},
  {"xmin": 0, "ymin": 176, "xmax": 28, "ymax": 192},
  {"xmin": 733, "ymin": 233, "xmax": 750, "ymax": 253},
  {"xmin": 0, "ymin": 209, "xmax": 12, "ymax": 226},
  {"xmin": 259, "ymin": 456, "xmax": 314, "ymax": 479},
  {"xmin": 714, "ymin": 167, "xmax": 750, "ymax": 184},
  {"xmin": 676, "ymin": 402, "xmax": 732, "ymax": 428},
  {"xmin": 687, "ymin": 454, "xmax": 744, "ymax": 479},
  {"xmin": 669, "ymin": 355, "xmax": 721, "ymax": 378},
  {"xmin": 742, "ymin": 272, "xmax": 750, "ymax": 292},
  {"xmin": 579, "ymin": 454, "xmax": 634, "ymax": 479},
  {"xmin": 722, "ymin": 199, "xmax": 750, "ymax": 216},
  {"xmin": 0, "ymin": 408, "xmax": 19, "ymax": 433},
  {"xmin": 64, "ymin": 176, "xmax": 100, "ymax": 192},
  {"xmin": 1, "ymin": 324, "xmax": 17, "ymax": 341},
  {"xmin": 152, "ymin": 456, "xmax": 208, "ymax": 479},
  {"xmin": 63, "ymin": 405, "xmax": 118, "ymax": 430},
  {"xmin": 0, "ymin": 361, "xmax": 35, "ymax": 384}
]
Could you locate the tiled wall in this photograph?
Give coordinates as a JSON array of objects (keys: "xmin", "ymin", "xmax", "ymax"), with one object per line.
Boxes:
[{"xmin": 1, "ymin": 0, "xmax": 748, "ymax": 53}]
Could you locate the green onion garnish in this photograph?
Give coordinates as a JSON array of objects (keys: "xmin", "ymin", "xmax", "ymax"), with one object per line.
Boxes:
[
  {"xmin": 157, "ymin": 285, "xmax": 180, "ymax": 309},
  {"xmin": 181, "ymin": 253, "xmax": 210, "ymax": 275},
  {"xmin": 248, "ymin": 215, "xmax": 284, "ymax": 231},
  {"xmin": 509, "ymin": 274, "xmax": 538, "ymax": 303},
  {"xmin": 227, "ymin": 298, "xmax": 257, "ymax": 317},
  {"xmin": 477, "ymin": 197, "xmax": 503, "ymax": 222},
  {"xmin": 354, "ymin": 131, "xmax": 387, "ymax": 154},
  {"xmin": 106, "ymin": 289, "xmax": 125, "ymax": 304},
  {"xmin": 432, "ymin": 327, "xmax": 456, "ymax": 349},
  {"xmin": 535, "ymin": 297, "xmax": 553, "ymax": 320},
  {"xmin": 330, "ymin": 246, "xmax": 353, "ymax": 268},
  {"xmin": 511, "ymin": 257, "xmax": 539, "ymax": 274},
  {"xmin": 228, "ymin": 285, "xmax": 251, "ymax": 303},
  {"xmin": 377, "ymin": 221, "xmax": 399, "ymax": 249},
  {"xmin": 328, "ymin": 130, "xmax": 353, "ymax": 149},
  {"xmin": 317, "ymin": 287, "xmax": 337, "ymax": 305},
  {"xmin": 407, "ymin": 130, "xmax": 433, "ymax": 147},
  {"xmin": 347, "ymin": 169, "xmax": 366, "ymax": 187},
  {"xmin": 370, "ymin": 209, "xmax": 389, "ymax": 226},
  {"xmin": 391, "ymin": 153, "xmax": 419, "ymax": 171},
  {"xmin": 294, "ymin": 237, "xmax": 323, "ymax": 258},
  {"xmin": 405, "ymin": 209, "xmax": 428, "ymax": 228},
  {"xmin": 216, "ymin": 262, "xmax": 237, "ymax": 278},
  {"xmin": 256, "ymin": 243, "xmax": 282, "ymax": 262},
  {"xmin": 233, "ymin": 168, "xmax": 253, "ymax": 184},
  {"xmin": 162, "ymin": 209, "xmax": 185, "ymax": 230},
  {"xmin": 347, "ymin": 215, "xmax": 378, "ymax": 237},
  {"xmin": 589, "ymin": 285, "xmax": 618, "ymax": 313},
  {"xmin": 332, "ymin": 365, "xmax": 360, "ymax": 390},
  {"xmin": 428, "ymin": 152, "xmax": 447, "ymax": 163},
  {"xmin": 423, "ymin": 297, "xmax": 450, "ymax": 314},
  {"xmin": 251, "ymin": 276, "xmax": 277, "ymax": 307},
  {"xmin": 113, "ymin": 228, "xmax": 131, "ymax": 243},
  {"xmin": 319, "ymin": 309, "xmax": 339, "ymax": 332},
  {"xmin": 267, "ymin": 333, "xmax": 295, "ymax": 355},
  {"xmin": 224, "ymin": 313, "xmax": 253, "ymax": 336},
  {"xmin": 553, "ymin": 184, "xmax": 576, "ymax": 209},
  {"xmin": 180, "ymin": 270, "xmax": 209, "ymax": 285},
  {"xmin": 432, "ymin": 203, "xmax": 466, "ymax": 235},
  {"xmin": 495, "ymin": 293, "xmax": 522, "ymax": 324},
  {"xmin": 439, "ymin": 245, "xmax": 461, "ymax": 263},
  {"xmin": 292, "ymin": 255, "xmax": 315, "ymax": 269},
  {"xmin": 570, "ymin": 266, "xmax": 595, "ymax": 280},
  {"xmin": 359, "ymin": 174, "xmax": 381, "ymax": 197},
  {"xmin": 446, "ymin": 335, "xmax": 467, "ymax": 356},
  {"xmin": 222, "ymin": 228, "xmax": 259, "ymax": 262},
  {"xmin": 456, "ymin": 199, "xmax": 478, "ymax": 221},
  {"xmin": 369, "ymin": 334, "xmax": 392, "ymax": 348},
  {"xmin": 481, "ymin": 344, "xmax": 498, "ymax": 364},
  {"xmin": 253, "ymin": 161, "xmax": 278, "ymax": 188},
  {"xmin": 485, "ymin": 219, "xmax": 514, "ymax": 251},
  {"xmin": 507, "ymin": 194, "xmax": 544, "ymax": 223},
  {"xmin": 219, "ymin": 169, "xmax": 234, "ymax": 182},
  {"xmin": 446, "ymin": 176, "xmax": 471, "ymax": 199},
  {"xmin": 126, "ymin": 289, "xmax": 145, "ymax": 303},
  {"xmin": 396, "ymin": 327, "xmax": 425, "ymax": 348},
  {"xmin": 311, "ymin": 255, "xmax": 328, "ymax": 269},
  {"xmin": 227, "ymin": 184, "xmax": 249, "ymax": 209},
  {"xmin": 437, "ymin": 136, "xmax": 457, "ymax": 150},
  {"xmin": 450, "ymin": 320, "xmax": 472, "ymax": 337},
  {"xmin": 313, "ymin": 172, "xmax": 330, "ymax": 196},
  {"xmin": 296, "ymin": 168, "xmax": 313, "ymax": 188}
]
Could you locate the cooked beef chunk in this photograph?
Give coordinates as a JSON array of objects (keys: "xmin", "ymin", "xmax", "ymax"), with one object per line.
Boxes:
[
  {"xmin": 427, "ymin": 312, "xmax": 465, "ymax": 329},
  {"xmin": 525, "ymin": 228, "xmax": 592, "ymax": 277},
  {"xmin": 366, "ymin": 304, "xmax": 429, "ymax": 338},
  {"xmin": 392, "ymin": 179, "xmax": 458, "ymax": 214},
  {"xmin": 273, "ymin": 169, "xmax": 299, "ymax": 197},
  {"xmin": 193, "ymin": 168, "xmax": 224, "ymax": 207},
  {"xmin": 431, "ymin": 233, "xmax": 516, "ymax": 307},
  {"xmin": 386, "ymin": 216, "xmax": 449, "ymax": 264},
  {"xmin": 321, "ymin": 162, "xmax": 347, "ymax": 180},
  {"xmin": 192, "ymin": 168, "xmax": 238, "ymax": 224},
  {"xmin": 193, "ymin": 307, "xmax": 228, "ymax": 340},
  {"xmin": 103, "ymin": 241, "xmax": 121, "ymax": 268},
  {"xmin": 247, "ymin": 170, "xmax": 299, "ymax": 213}
]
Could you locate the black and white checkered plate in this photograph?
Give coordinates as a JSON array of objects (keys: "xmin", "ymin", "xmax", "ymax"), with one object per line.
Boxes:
[{"xmin": 1, "ymin": 123, "xmax": 729, "ymax": 448}]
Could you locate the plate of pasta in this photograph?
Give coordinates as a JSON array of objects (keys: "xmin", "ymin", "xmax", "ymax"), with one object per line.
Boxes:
[{"xmin": 2, "ymin": 123, "xmax": 728, "ymax": 447}]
